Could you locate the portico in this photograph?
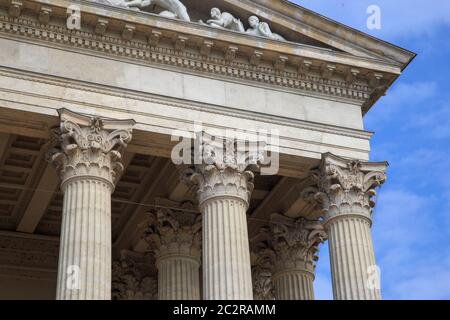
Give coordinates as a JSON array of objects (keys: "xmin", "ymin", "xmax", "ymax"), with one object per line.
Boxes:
[{"xmin": 0, "ymin": 0, "xmax": 414, "ymax": 300}]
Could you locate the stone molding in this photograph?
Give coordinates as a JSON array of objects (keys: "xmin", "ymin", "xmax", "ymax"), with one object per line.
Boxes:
[
  {"xmin": 318, "ymin": 153, "xmax": 387, "ymax": 225},
  {"xmin": 47, "ymin": 109, "xmax": 135, "ymax": 189},
  {"xmin": 142, "ymin": 198, "xmax": 202, "ymax": 262},
  {"xmin": 0, "ymin": 13, "xmax": 377, "ymax": 105},
  {"xmin": 112, "ymin": 250, "xmax": 157, "ymax": 300}
]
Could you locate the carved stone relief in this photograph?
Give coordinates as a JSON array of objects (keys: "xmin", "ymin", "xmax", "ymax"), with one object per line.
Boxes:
[
  {"xmin": 111, "ymin": 250, "xmax": 158, "ymax": 300},
  {"xmin": 91, "ymin": 1, "xmax": 287, "ymax": 41},
  {"xmin": 93, "ymin": 0, "xmax": 191, "ymax": 21},
  {"xmin": 199, "ymin": 8, "xmax": 245, "ymax": 32},
  {"xmin": 201, "ymin": 8, "xmax": 286, "ymax": 41},
  {"xmin": 250, "ymin": 214, "xmax": 327, "ymax": 299}
]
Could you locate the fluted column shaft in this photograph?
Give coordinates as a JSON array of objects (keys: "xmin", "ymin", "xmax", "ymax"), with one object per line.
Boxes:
[
  {"xmin": 319, "ymin": 153, "xmax": 387, "ymax": 300},
  {"xmin": 326, "ymin": 215, "xmax": 380, "ymax": 300},
  {"xmin": 157, "ymin": 255, "xmax": 200, "ymax": 300},
  {"xmin": 49, "ymin": 109, "xmax": 134, "ymax": 300},
  {"xmin": 266, "ymin": 214, "xmax": 326, "ymax": 300},
  {"xmin": 57, "ymin": 177, "xmax": 112, "ymax": 299},
  {"xmin": 202, "ymin": 196, "xmax": 253, "ymax": 300},
  {"xmin": 183, "ymin": 134, "xmax": 263, "ymax": 300},
  {"xmin": 144, "ymin": 199, "xmax": 202, "ymax": 300},
  {"xmin": 273, "ymin": 270, "xmax": 314, "ymax": 300}
]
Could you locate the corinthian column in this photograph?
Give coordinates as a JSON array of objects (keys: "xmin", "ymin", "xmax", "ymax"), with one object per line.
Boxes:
[
  {"xmin": 251, "ymin": 213, "xmax": 324, "ymax": 300},
  {"xmin": 319, "ymin": 153, "xmax": 387, "ymax": 300},
  {"xmin": 183, "ymin": 135, "xmax": 263, "ymax": 300},
  {"xmin": 270, "ymin": 214, "xmax": 326, "ymax": 300},
  {"xmin": 48, "ymin": 109, "xmax": 135, "ymax": 300},
  {"xmin": 143, "ymin": 199, "xmax": 201, "ymax": 300}
]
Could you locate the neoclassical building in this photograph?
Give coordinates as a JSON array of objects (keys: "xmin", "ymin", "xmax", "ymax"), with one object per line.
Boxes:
[{"xmin": 0, "ymin": 0, "xmax": 414, "ymax": 300}]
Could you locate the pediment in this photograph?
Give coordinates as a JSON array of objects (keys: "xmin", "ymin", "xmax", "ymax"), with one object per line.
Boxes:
[
  {"xmin": 91, "ymin": 0, "xmax": 414, "ymax": 68},
  {"xmin": 0, "ymin": 0, "xmax": 415, "ymax": 113}
]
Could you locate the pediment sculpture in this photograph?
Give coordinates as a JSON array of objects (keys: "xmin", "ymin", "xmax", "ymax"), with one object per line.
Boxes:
[
  {"xmin": 200, "ymin": 8, "xmax": 285, "ymax": 41},
  {"xmin": 199, "ymin": 8, "xmax": 245, "ymax": 32},
  {"xmin": 245, "ymin": 15, "xmax": 285, "ymax": 41},
  {"xmin": 95, "ymin": 0, "xmax": 191, "ymax": 21},
  {"xmin": 91, "ymin": 1, "xmax": 287, "ymax": 41}
]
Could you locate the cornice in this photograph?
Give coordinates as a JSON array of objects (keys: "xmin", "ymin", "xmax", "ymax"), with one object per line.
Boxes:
[
  {"xmin": 0, "ymin": 14, "xmax": 376, "ymax": 104},
  {"xmin": 8, "ymin": 0, "xmax": 402, "ymax": 72},
  {"xmin": 0, "ymin": 0, "xmax": 398, "ymax": 111}
]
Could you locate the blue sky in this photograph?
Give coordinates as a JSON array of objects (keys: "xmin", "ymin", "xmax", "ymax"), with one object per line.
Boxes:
[{"xmin": 290, "ymin": 0, "xmax": 450, "ymax": 299}]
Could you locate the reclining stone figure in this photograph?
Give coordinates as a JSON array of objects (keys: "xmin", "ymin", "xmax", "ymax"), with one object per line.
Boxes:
[
  {"xmin": 94, "ymin": 0, "xmax": 190, "ymax": 22},
  {"xmin": 200, "ymin": 8, "xmax": 245, "ymax": 32},
  {"xmin": 246, "ymin": 15, "xmax": 285, "ymax": 41}
]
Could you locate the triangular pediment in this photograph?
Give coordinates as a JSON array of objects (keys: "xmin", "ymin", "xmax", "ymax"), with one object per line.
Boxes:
[
  {"xmin": 95, "ymin": 0, "xmax": 414, "ymax": 68},
  {"xmin": 176, "ymin": 0, "xmax": 339, "ymax": 51},
  {"xmin": 0, "ymin": 0, "xmax": 415, "ymax": 114}
]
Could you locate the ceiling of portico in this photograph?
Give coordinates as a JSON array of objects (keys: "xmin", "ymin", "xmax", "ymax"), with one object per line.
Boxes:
[{"xmin": 0, "ymin": 133, "xmax": 317, "ymax": 260}]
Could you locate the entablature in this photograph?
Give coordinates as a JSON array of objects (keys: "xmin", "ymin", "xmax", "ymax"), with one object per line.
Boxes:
[{"xmin": 0, "ymin": 0, "xmax": 405, "ymax": 113}]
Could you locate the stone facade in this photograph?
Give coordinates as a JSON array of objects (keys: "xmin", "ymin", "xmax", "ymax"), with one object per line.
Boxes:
[{"xmin": 0, "ymin": 0, "xmax": 414, "ymax": 300}]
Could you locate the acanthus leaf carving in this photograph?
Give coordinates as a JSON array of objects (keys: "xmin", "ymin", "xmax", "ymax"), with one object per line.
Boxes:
[
  {"xmin": 47, "ymin": 109, "xmax": 134, "ymax": 188},
  {"xmin": 319, "ymin": 153, "xmax": 387, "ymax": 222},
  {"xmin": 142, "ymin": 199, "xmax": 201, "ymax": 260},
  {"xmin": 270, "ymin": 213, "xmax": 327, "ymax": 272},
  {"xmin": 250, "ymin": 214, "xmax": 327, "ymax": 299},
  {"xmin": 111, "ymin": 250, "xmax": 157, "ymax": 300},
  {"xmin": 251, "ymin": 240, "xmax": 276, "ymax": 301},
  {"xmin": 182, "ymin": 133, "xmax": 265, "ymax": 205}
]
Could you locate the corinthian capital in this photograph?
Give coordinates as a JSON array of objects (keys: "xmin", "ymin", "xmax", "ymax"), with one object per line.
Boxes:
[
  {"xmin": 112, "ymin": 250, "xmax": 157, "ymax": 300},
  {"xmin": 48, "ymin": 109, "xmax": 135, "ymax": 188},
  {"xmin": 142, "ymin": 199, "xmax": 201, "ymax": 261},
  {"xmin": 319, "ymin": 153, "xmax": 387, "ymax": 222},
  {"xmin": 270, "ymin": 214, "xmax": 327, "ymax": 273},
  {"xmin": 182, "ymin": 133, "xmax": 265, "ymax": 205},
  {"xmin": 251, "ymin": 241, "xmax": 276, "ymax": 300}
]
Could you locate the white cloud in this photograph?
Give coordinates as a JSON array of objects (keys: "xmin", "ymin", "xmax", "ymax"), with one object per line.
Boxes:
[
  {"xmin": 364, "ymin": 81, "xmax": 438, "ymax": 130},
  {"xmin": 372, "ymin": 188, "xmax": 450, "ymax": 299}
]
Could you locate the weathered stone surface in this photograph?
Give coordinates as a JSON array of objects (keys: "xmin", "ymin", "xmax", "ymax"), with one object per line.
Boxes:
[
  {"xmin": 142, "ymin": 199, "xmax": 201, "ymax": 300},
  {"xmin": 49, "ymin": 110, "xmax": 134, "ymax": 300},
  {"xmin": 318, "ymin": 153, "xmax": 386, "ymax": 300}
]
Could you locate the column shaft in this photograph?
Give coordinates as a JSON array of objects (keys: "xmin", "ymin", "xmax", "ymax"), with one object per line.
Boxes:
[
  {"xmin": 50, "ymin": 109, "xmax": 135, "ymax": 300},
  {"xmin": 327, "ymin": 216, "xmax": 380, "ymax": 300},
  {"xmin": 57, "ymin": 178, "xmax": 112, "ymax": 300},
  {"xmin": 319, "ymin": 153, "xmax": 387, "ymax": 300},
  {"xmin": 202, "ymin": 197, "xmax": 253, "ymax": 300},
  {"xmin": 273, "ymin": 271, "xmax": 314, "ymax": 300},
  {"xmin": 157, "ymin": 256, "xmax": 200, "ymax": 300}
]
